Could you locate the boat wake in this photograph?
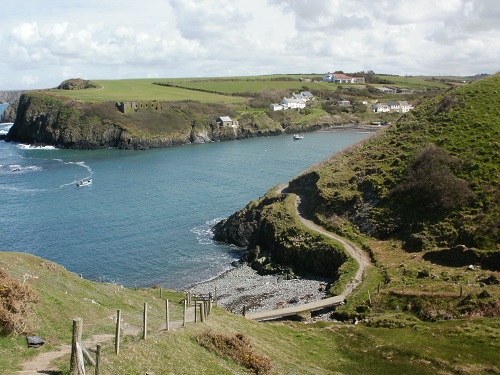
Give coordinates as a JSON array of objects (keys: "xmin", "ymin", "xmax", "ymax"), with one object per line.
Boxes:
[{"xmin": 56, "ymin": 160, "xmax": 94, "ymax": 188}]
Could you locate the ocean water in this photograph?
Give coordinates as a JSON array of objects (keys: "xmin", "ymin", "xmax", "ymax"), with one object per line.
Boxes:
[
  {"xmin": 0, "ymin": 103, "xmax": 8, "ymax": 120},
  {"xmin": 0, "ymin": 126, "xmax": 372, "ymax": 289}
]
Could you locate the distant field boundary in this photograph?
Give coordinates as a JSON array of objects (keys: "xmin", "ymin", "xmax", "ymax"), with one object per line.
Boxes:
[{"xmin": 153, "ymin": 82, "xmax": 256, "ymax": 98}]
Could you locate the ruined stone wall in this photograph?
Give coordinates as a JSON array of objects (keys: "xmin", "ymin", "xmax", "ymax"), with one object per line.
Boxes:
[{"xmin": 118, "ymin": 101, "xmax": 162, "ymax": 114}]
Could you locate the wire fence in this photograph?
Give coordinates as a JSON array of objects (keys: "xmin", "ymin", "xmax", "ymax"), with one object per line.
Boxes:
[{"xmin": 70, "ymin": 291, "xmax": 215, "ymax": 375}]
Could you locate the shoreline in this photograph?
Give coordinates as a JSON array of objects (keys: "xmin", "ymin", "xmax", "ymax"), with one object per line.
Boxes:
[{"xmin": 187, "ymin": 264, "xmax": 330, "ymax": 315}]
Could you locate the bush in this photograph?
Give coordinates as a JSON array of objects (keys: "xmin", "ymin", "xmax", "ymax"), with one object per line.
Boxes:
[
  {"xmin": 0, "ymin": 269, "xmax": 39, "ymax": 336},
  {"xmin": 197, "ymin": 330, "xmax": 272, "ymax": 374},
  {"xmin": 391, "ymin": 144, "xmax": 474, "ymax": 216}
]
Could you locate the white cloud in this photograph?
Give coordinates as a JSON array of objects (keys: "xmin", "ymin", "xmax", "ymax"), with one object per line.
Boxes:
[{"xmin": 0, "ymin": 0, "xmax": 498, "ymax": 90}]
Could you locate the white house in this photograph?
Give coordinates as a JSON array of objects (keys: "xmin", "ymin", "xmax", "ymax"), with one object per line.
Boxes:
[
  {"xmin": 300, "ymin": 91, "xmax": 315, "ymax": 101},
  {"xmin": 399, "ymin": 101, "xmax": 414, "ymax": 113},
  {"xmin": 292, "ymin": 92, "xmax": 306, "ymax": 101},
  {"xmin": 387, "ymin": 100, "xmax": 414, "ymax": 113},
  {"xmin": 323, "ymin": 73, "xmax": 365, "ymax": 84},
  {"xmin": 216, "ymin": 116, "xmax": 238, "ymax": 127},
  {"xmin": 372, "ymin": 103, "xmax": 390, "ymax": 113},
  {"xmin": 387, "ymin": 101, "xmax": 401, "ymax": 112},
  {"xmin": 269, "ymin": 103, "xmax": 284, "ymax": 111},
  {"xmin": 281, "ymin": 97, "xmax": 306, "ymax": 110}
]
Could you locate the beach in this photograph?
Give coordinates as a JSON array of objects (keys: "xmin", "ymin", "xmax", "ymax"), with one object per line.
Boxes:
[{"xmin": 188, "ymin": 264, "xmax": 330, "ymax": 316}]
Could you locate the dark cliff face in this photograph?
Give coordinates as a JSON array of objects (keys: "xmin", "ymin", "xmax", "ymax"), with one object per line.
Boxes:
[
  {"xmin": 213, "ymin": 194, "xmax": 347, "ymax": 278},
  {"xmin": 5, "ymin": 92, "xmax": 289, "ymax": 150},
  {"xmin": 6, "ymin": 93, "xmax": 129, "ymax": 149}
]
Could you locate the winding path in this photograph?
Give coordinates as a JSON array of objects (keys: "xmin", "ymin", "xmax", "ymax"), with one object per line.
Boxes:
[{"xmin": 246, "ymin": 187, "xmax": 371, "ymax": 321}]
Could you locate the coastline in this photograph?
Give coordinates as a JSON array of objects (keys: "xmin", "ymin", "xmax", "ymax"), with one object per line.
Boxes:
[{"xmin": 187, "ymin": 264, "xmax": 330, "ymax": 316}]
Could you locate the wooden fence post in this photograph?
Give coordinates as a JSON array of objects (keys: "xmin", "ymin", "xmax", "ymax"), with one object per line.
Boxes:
[
  {"xmin": 243, "ymin": 306, "xmax": 246, "ymax": 317},
  {"xmin": 200, "ymin": 302, "xmax": 205, "ymax": 323},
  {"xmin": 214, "ymin": 287, "xmax": 217, "ymax": 307},
  {"xmin": 183, "ymin": 299, "xmax": 187, "ymax": 327},
  {"xmin": 377, "ymin": 283, "xmax": 380, "ymax": 294},
  {"xmin": 95, "ymin": 344, "xmax": 101, "ymax": 375},
  {"xmin": 165, "ymin": 299, "xmax": 170, "ymax": 332},
  {"xmin": 208, "ymin": 293, "xmax": 212, "ymax": 315},
  {"xmin": 143, "ymin": 302, "xmax": 148, "ymax": 340},
  {"xmin": 70, "ymin": 317, "xmax": 83, "ymax": 374},
  {"xmin": 460, "ymin": 285, "xmax": 463, "ymax": 298},
  {"xmin": 160, "ymin": 287, "xmax": 162, "ymax": 299},
  {"xmin": 187, "ymin": 291, "xmax": 191, "ymax": 305},
  {"xmin": 115, "ymin": 309, "xmax": 121, "ymax": 355}
]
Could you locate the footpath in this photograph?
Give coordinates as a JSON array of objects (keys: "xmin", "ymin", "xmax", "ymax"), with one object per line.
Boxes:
[{"xmin": 246, "ymin": 190, "xmax": 371, "ymax": 321}]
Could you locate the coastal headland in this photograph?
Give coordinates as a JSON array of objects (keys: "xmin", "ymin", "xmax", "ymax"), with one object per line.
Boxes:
[{"xmin": 3, "ymin": 74, "xmax": 448, "ymax": 149}]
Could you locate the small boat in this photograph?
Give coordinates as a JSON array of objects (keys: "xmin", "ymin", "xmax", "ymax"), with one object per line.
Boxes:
[
  {"xmin": 76, "ymin": 179, "xmax": 92, "ymax": 187},
  {"xmin": 293, "ymin": 134, "xmax": 304, "ymax": 140}
]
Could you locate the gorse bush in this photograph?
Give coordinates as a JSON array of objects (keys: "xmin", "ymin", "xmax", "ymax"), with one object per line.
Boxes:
[
  {"xmin": 197, "ymin": 330, "xmax": 272, "ymax": 374},
  {"xmin": 391, "ymin": 144, "xmax": 474, "ymax": 215},
  {"xmin": 0, "ymin": 269, "xmax": 39, "ymax": 336}
]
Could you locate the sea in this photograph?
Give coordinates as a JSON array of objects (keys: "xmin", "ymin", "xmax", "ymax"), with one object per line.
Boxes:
[{"xmin": 0, "ymin": 119, "xmax": 372, "ymax": 289}]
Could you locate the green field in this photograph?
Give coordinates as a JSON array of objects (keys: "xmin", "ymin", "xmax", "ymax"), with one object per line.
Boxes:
[
  {"xmin": 49, "ymin": 78, "xmax": 247, "ymax": 104},
  {"xmin": 48, "ymin": 74, "xmax": 449, "ymax": 104}
]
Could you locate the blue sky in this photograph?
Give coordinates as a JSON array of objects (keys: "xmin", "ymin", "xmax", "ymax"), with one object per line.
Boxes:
[{"xmin": 1, "ymin": 0, "xmax": 499, "ymax": 90}]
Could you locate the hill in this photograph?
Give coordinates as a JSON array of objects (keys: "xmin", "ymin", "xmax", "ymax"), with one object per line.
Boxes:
[
  {"xmin": 288, "ymin": 73, "xmax": 499, "ymax": 255},
  {"xmin": 1, "ymin": 251, "xmax": 499, "ymax": 374},
  {"xmin": 213, "ymin": 74, "xmax": 499, "ymax": 317},
  {"xmin": 5, "ymin": 74, "xmax": 447, "ymax": 149}
]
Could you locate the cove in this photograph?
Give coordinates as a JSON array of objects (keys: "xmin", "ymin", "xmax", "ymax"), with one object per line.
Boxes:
[{"xmin": 0, "ymin": 129, "xmax": 373, "ymax": 289}]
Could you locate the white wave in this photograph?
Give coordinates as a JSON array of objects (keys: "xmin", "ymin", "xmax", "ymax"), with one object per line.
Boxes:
[
  {"xmin": 0, "ymin": 122, "xmax": 13, "ymax": 135},
  {"xmin": 17, "ymin": 143, "xmax": 58, "ymax": 150},
  {"xmin": 190, "ymin": 217, "xmax": 225, "ymax": 245},
  {"xmin": 8, "ymin": 164, "xmax": 42, "ymax": 173}
]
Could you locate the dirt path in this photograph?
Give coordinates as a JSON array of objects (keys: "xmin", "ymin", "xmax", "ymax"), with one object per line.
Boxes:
[
  {"xmin": 246, "ymin": 187, "xmax": 371, "ymax": 321},
  {"xmin": 17, "ymin": 307, "xmax": 195, "ymax": 374}
]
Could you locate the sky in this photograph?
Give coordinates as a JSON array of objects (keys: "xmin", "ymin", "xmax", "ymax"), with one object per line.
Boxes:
[{"xmin": 1, "ymin": 0, "xmax": 499, "ymax": 90}]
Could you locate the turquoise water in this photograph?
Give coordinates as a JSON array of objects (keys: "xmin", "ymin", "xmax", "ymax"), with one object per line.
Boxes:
[{"xmin": 0, "ymin": 128, "xmax": 372, "ymax": 288}]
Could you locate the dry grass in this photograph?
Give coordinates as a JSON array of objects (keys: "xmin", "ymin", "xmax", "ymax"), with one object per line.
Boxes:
[
  {"xmin": 0, "ymin": 269, "xmax": 39, "ymax": 336},
  {"xmin": 197, "ymin": 330, "xmax": 272, "ymax": 374}
]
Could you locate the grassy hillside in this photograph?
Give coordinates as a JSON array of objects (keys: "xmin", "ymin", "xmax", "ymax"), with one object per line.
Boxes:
[
  {"xmin": 289, "ymin": 73, "xmax": 499, "ymax": 256},
  {"xmin": 48, "ymin": 74, "xmax": 448, "ymax": 103},
  {"xmin": 1, "ymin": 251, "xmax": 499, "ymax": 374}
]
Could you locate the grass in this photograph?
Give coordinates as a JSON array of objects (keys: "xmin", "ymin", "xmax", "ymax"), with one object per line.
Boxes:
[
  {"xmin": 1, "ymin": 250, "xmax": 499, "ymax": 373},
  {"xmin": 99, "ymin": 308, "xmax": 500, "ymax": 374},
  {"xmin": 47, "ymin": 79, "xmax": 246, "ymax": 104},
  {"xmin": 0, "ymin": 252, "xmax": 186, "ymax": 373}
]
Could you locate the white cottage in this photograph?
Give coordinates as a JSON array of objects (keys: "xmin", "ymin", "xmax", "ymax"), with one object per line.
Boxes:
[{"xmin": 281, "ymin": 97, "xmax": 306, "ymax": 110}]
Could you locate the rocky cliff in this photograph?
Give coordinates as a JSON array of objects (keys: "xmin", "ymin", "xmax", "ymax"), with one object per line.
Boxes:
[
  {"xmin": 5, "ymin": 92, "xmax": 287, "ymax": 149},
  {"xmin": 213, "ymin": 193, "xmax": 348, "ymax": 279}
]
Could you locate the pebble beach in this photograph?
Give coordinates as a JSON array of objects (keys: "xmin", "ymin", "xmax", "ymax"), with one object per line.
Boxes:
[{"xmin": 188, "ymin": 264, "xmax": 330, "ymax": 315}]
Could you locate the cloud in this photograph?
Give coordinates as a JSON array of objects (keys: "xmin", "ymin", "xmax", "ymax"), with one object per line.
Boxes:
[{"xmin": 0, "ymin": 0, "xmax": 498, "ymax": 90}]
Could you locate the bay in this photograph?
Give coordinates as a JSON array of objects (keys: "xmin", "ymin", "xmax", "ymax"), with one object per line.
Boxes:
[{"xmin": 0, "ymin": 129, "xmax": 372, "ymax": 289}]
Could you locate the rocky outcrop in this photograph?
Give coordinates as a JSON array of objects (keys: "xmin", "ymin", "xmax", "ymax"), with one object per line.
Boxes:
[
  {"xmin": 6, "ymin": 93, "xmax": 131, "ymax": 149},
  {"xmin": 213, "ymin": 194, "xmax": 347, "ymax": 279},
  {"xmin": 1, "ymin": 101, "xmax": 17, "ymax": 123},
  {"xmin": 5, "ymin": 91, "xmax": 294, "ymax": 149}
]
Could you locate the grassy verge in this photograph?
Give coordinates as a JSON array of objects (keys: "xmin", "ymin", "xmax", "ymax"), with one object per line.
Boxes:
[
  {"xmin": 1, "ymin": 252, "xmax": 498, "ymax": 374},
  {"xmin": 0, "ymin": 252, "xmax": 185, "ymax": 373}
]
